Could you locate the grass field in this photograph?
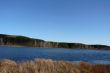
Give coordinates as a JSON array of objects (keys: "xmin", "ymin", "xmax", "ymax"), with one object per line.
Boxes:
[{"xmin": 0, "ymin": 59, "xmax": 109, "ymax": 73}]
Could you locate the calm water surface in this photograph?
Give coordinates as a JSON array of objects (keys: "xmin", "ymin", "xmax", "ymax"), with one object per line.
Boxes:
[{"xmin": 0, "ymin": 46, "xmax": 110, "ymax": 64}]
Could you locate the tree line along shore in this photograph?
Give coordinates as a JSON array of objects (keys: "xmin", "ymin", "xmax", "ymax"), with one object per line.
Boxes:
[{"xmin": 0, "ymin": 34, "xmax": 110, "ymax": 50}]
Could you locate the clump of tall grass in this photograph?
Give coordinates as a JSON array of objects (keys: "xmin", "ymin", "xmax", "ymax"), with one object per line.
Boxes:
[
  {"xmin": 0, "ymin": 59, "xmax": 110, "ymax": 73},
  {"xmin": 80, "ymin": 61, "xmax": 110, "ymax": 73},
  {"xmin": 0, "ymin": 59, "xmax": 81, "ymax": 73}
]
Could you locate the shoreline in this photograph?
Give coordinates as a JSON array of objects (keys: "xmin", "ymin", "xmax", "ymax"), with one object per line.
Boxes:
[
  {"xmin": 0, "ymin": 45, "xmax": 109, "ymax": 51},
  {"xmin": 0, "ymin": 34, "xmax": 110, "ymax": 50}
]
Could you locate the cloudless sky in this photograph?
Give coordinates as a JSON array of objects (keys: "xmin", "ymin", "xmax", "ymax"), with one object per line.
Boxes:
[{"xmin": 0, "ymin": 0, "xmax": 110, "ymax": 45}]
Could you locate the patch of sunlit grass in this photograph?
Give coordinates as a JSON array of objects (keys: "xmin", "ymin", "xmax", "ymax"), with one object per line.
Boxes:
[{"xmin": 0, "ymin": 59, "xmax": 110, "ymax": 73}]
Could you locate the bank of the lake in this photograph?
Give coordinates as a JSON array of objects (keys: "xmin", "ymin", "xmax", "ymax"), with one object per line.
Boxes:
[{"xmin": 0, "ymin": 34, "xmax": 110, "ymax": 50}]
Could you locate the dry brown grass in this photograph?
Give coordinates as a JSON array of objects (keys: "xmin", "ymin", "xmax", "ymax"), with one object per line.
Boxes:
[
  {"xmin": 80, "ymin": 61, "xmax": 110, "ymax": 73},
  {"xmin": 0, "ymin": 59, "xmax": 110, "ymax": 73},
  {"xmin": 0, "ymin": 59, "xmax": 81, "ymax": 73}
]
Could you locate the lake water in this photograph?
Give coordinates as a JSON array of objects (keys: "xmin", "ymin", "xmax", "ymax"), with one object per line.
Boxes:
[{"xmin": 0, "ymin": 46, "xmax": 110, "ymax": 64}]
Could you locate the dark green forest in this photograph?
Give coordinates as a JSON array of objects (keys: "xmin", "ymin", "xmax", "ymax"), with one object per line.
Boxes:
[{"xmin": 0, "ymin": 34, "xmax": 110, "ymax": 50}]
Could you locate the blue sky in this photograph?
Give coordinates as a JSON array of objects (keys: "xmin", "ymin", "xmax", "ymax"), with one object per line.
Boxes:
[{"xmin": 0, "ymin": 0, "xmax": 110, "ymax": 45}]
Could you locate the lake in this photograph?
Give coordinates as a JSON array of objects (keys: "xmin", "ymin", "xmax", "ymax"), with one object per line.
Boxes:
[{"xmin": 0, "ymin": 46, "xmax": 110, "ymax": 64}]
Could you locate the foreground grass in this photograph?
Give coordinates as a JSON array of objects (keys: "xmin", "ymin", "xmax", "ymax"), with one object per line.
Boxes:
[
  {"xmin": 0, "ymin": 59, "xmax": 110, "ymax": 73},
  {"xmin": 80, "ymin": 62, "xmax": 110, "ymax": 73}
]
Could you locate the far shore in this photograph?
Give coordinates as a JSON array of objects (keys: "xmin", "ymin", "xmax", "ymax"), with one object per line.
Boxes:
[
  {"xmin": 0, "ymin": 34, "xmax": 110, "ymax": 50},
  {"xmin": 0, "ymin": 45, "xmax": 110, "ymax": 51}
]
